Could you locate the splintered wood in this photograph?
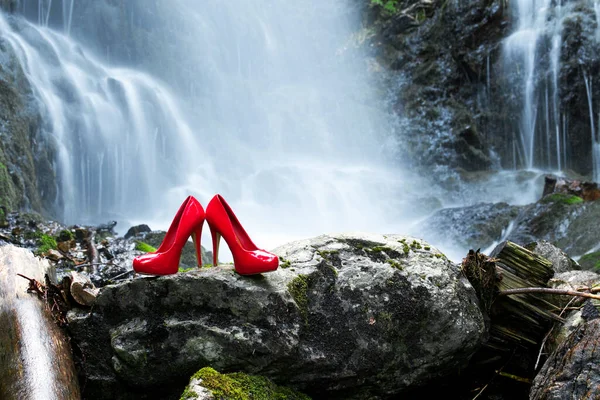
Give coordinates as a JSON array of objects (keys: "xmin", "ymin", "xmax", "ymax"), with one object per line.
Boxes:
[{"xmin": 463, "ymin": 241, "xmax": 560, "ymax": 351}]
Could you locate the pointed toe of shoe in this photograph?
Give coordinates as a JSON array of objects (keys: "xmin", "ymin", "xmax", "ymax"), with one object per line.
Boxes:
[
  {"xmin": 233, "ymin": 249, "xmax": 279, "ymax": 275},
  {"xmin": 133, "ymin": 253, "xmax": 178, "ymax": 275}
]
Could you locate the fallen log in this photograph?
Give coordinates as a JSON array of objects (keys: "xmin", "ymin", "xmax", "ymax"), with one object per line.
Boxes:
[
  {"xmin": 0, "ymin": 245, "xmax": 80, "ymax": 399},
  {"xmin": 463, "ymin": 241, "xmax": 560, "ymax": 351}
]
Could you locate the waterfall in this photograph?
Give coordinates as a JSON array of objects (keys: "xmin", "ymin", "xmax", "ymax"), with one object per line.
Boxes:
[
  {"xmin": 0, "ymin": 1, "xmax": 417, "ymax": 251},
  {"xmin": 503, "ymin": 0, "xmax": 566, "ymax": 171}
]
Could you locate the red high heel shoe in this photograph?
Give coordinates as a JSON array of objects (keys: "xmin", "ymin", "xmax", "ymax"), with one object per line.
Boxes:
[
  {"xmin": 133, "ymin": 196, "xmax": 205, "ymax": 275},
  {"xmin": 205, "ymin": 194, "xmax": 278, "ymax": 275}
]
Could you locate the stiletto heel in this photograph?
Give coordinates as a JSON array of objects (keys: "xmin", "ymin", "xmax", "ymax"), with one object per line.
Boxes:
[
  {"xmin": 206, "ymin": 194, "xmax": 278, "ymax": 275},
  {"xmin": 210, "ymin": 226, "xmax": 221, "ymax": 266},
  {"xmin": 133, "ymin": 196, "xmax": 205, "ymax": 275},
  {"xmin": 191, "ymin": 225, "xmax": 204, "ymax": 268}
]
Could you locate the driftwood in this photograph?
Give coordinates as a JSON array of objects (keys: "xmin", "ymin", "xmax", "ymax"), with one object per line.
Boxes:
[
  {"xmin": 0, "ymin": 245, "xmax": 80, "ymax": 399},
  {"xmin": 530, "ymin": 318, "xmax": 600, "ymax": 399},
  {"xmin": 490, "ymin": 241, "xmax": 561, "ymax": 349},
  {"xmin": 463, "ymin": 241, "xmax": 561, "ymax": 351},
  {"xmin": 84, "ymin": 230, "xmax": 99, "ymax": 274}
]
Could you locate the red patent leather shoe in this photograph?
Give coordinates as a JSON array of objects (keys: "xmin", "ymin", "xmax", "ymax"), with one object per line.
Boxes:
[
  {"xmin": 133, "ymin": 196, "xmax": 205, "ymax": 275},
  {"xmin": 205, "ymin": 194, "xmax": 278, "ymax": 275}
]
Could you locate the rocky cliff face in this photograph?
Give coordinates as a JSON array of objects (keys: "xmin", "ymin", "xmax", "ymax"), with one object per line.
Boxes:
[
  {"xmin": 367, "ymin": 0, "xmax": 600, "ymax": 178},
  {"xmin": 365, "ymin": 0, "xmax": 509, "ymax": 175},
  {"xmin": 0, "ymin": 17, "xmax": 56, "ymax": 214}
]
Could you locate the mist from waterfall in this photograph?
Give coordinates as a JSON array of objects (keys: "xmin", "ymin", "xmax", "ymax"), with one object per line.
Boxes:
[{"xmin": 2, "ymin": 0, "xmax": 432, "ymax": 253}]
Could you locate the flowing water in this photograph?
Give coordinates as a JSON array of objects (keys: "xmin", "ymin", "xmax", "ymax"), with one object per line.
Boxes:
[
  {"xmin": 2, "ymin": 0, "xmax": 428, "ymax": 254},
  {"xmin": 503, "ymin": 0, "xmax": 566, "ymax": 171},
  {"xmin": 503, "ymin": 0, "xmax": 600, "ymax": 180}
]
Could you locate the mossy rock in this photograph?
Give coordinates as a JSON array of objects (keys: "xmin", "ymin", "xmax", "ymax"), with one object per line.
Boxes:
[
  {"xmin": 579, "ymin": 252, "xmax": 600, "ymax": 271},
  {"xmin": 181, "ymin": 367, "xmax": 310, "ymax": 400},
  {"xmin": 541, "ymin": 193, "xmax": 584, "ymax": 205},
  {"xmin": 287, "ymin": 274, "xmax": 310, "ymax": 323},
  {"xmin": 0, "ymin": 161, "xmax": 17, "ymax": 210}
]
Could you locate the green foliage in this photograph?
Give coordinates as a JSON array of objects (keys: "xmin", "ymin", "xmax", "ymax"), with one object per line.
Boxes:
[
  {"xmin": 57, "ymin": 229, "xmax": 74, "ymax": 242},
  {"xmin": 37, "ymin": 234, "xmax": 57, "ymax": 253},
  {"xmin": 181, "ymin": 367, "xmax": 310, "ymax": 400},
  {"xmin": 371, "ymin": 0, "xmax": 399, "ymax": 14},
  {"xmin": 387, "ymin": 259, "xmax": 403, "ymax": 270},
  {"xmin": 279, "ymin": 257, "xmax": 291, "ymax": 269},
  {"xmin": 135, "ymin": 241, "xmax": 157, "ymax": 253},
  {"xmin": 579, "ymin": 252, "xmax": 600, "ymax": 270},
  {"xmin": 541, "ymin": 193, "xmax": 584, "ymax": 205}
]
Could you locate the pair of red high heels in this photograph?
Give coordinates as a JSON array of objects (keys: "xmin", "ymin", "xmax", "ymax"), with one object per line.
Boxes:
[{"xmin": 132, "ymin": 195, "xmax": 279, "ymax": 276}]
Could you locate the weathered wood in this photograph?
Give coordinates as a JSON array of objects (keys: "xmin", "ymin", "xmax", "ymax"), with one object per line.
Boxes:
[
  {"xmin": 487, "ymin": 241, "xmax": 560, "ymax": 350},
  {"xmin": 0, "ymin": 245, "xmax": 80, "ymax": 400},
  {"xmin": 530, "ymin": 318, "xmax": 600, "ymax": 399}
]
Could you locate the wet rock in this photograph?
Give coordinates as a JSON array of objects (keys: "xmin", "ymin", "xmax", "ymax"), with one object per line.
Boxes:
[
  {"xmin": 420, "ymin": 202, "xmax": 520, "ymax": 253},
  {"xmin": 67, "ymin": 233, "xmax": 485, "ymax": 400},
  {"xmin": 0, "ymin": 18, "xmax": 57, "ymax": 215},
  {"xmin": 366, "ymin": 0, "xmax": 508, "ymax": 173},
  {"xmin": 124, "ymin": 224, "xmax": 151, "ymax": 239},
  {"xmin": 527, "ymin": 240, "xmax": 579, "ymax": 273}
]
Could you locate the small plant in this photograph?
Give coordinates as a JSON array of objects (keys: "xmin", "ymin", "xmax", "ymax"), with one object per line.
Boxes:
[
  {"xmin": 37, "ymin": 234, "xmax": 57, "ymax": 254},
  {"xmin": 135, "ymin": 241, "xmax": 157, "ymax": 253},
  {"xmin": 57, "ymin": 229, "xmax": 74, "ymax": 242},
  {"xmin": 371, "ymin": 0, "xmax": 399, "ymax": 14},
  {"xmin": 541, "ymin": 193, "xmax": 584, "ymax": 205}
]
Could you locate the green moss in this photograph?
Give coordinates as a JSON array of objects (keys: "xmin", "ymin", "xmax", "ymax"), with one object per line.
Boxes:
[
  {"xmin": 135, "ymin": 241, "xmax": 157, "ymax": 253},
  {"xmin": 36, "ymin": 234, "xmax": 57, "ymax": 254},
  {"xmin": 178, "ymin": 266, "xmax": 195, "ymax": 273},
  {"xmin": 403, "ymin": 244, "xmax": 410, "ymax": 255},
  {"xmin": 317, "ymin": 250, "xmax": 339, "ymax": 259},
  {"xmin": 365, "ymin": 246, "xmax": 392, "ymax": 253},
  {"xmin": 203, "ymin": 263, "xmax": 213, "ymax": 268},
  {"xmin": 279, "ymin": 257, "xmax": 291, "ymax": 269},
  {"xmin": 541, "ymin": 193, "xmax": 584, "ymax": 205},
  {"xmin": 179, "ymin": 385, "xmax": 197, "ymax": 400},
  {"xmin": 434, "ymin": 253, "xmax": 444, "ymax": 259},
  {"xmin": 424, "ymin": 246, "xmax": 431, "ymax": 251},
  {"xmin": 57, "ymin": 229, "xmax": 74, "ymax": 242},
  {"xmin": 287, "ymin": 274, "xmax": 310, "ymax": 323},
  {"xmin": 0, "ymin": 161, "xmax": 17, "ymax": 210},
  {"xmin": 579, "ymin": 251, "xmax": 600, "ymax": 270},
  {"xmin": 387, "ymin": 259, "xmax": 403, "ymax": 270},
  {"xmin": 183, "ymin": 367, "xmax": 310, "ymax": 400},
  {"xmin": 410, "ymin": 240, "xmax": 422, "ymax": 250}
]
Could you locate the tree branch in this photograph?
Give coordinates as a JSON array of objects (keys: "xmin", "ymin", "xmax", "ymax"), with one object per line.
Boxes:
[{"xmin": 499, "ymin": 287, "xmax": 600, "ymax": 301}]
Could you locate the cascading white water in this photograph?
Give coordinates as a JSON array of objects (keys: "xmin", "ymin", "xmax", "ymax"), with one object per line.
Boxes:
[
  {"xmin": 0, "ymin": 13, "xmax": 203, "ymax": 225},
  {"xmin": 1, "ymin": 1, "xmax": 424, "ymax": 252},
  {"xmin": 503, "ymin": 0, "xmax": 570, "ymax": 172}
]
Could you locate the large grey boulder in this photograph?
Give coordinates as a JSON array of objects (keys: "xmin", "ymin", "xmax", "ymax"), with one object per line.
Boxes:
[{"xmin": 67, "ymin": 233, "xmax": 485, "ymax": 399}]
